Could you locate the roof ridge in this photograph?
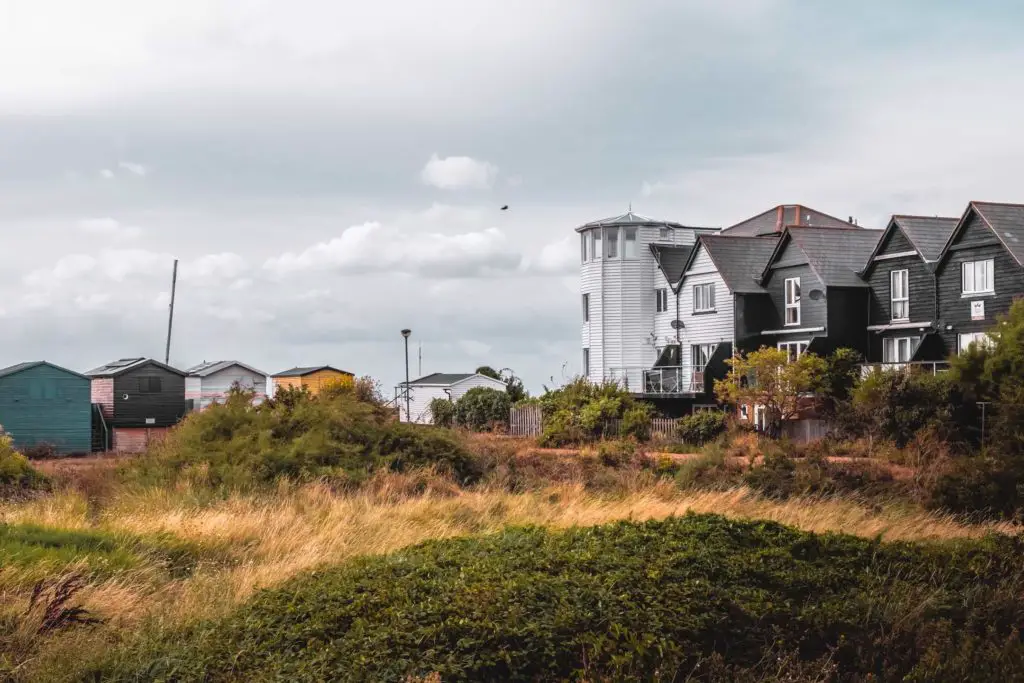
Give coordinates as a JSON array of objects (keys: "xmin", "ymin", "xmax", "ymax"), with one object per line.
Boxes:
[
  {"xmin": 893, "ymin": 214, "xmax": 959, "ymax": 220},
  {"xmin": 970, "ymin": 200, "xmax": 1024, "ymax": 208}
]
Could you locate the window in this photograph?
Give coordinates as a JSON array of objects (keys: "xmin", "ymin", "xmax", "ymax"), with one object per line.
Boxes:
[
  {"xmin": 883, "ymin": 337, "xmax": 913, "ymax": 364},
  {"xmin": 623, "ymin": 227, "xmax": 638, "ymax": 258},
  {"xmin": 591, "ymin": 229, "xmax": 602, "ymax": 259},
  {"xmin": 962, "ymin": 259, "xmax": 994, "ymax": 295},
  {"xmin": 958, "ymin": 332, "xmax": 992, "ymax": 354},
  {"xmin": 655, "ymin": 288, "xmax": 669, "ymax": 313},
  {"xmin": 693, "ymin": 283, "xmax": 716, "ymax": 312},
  {"xmin": 658, "ymin": 227, "xmax": 671, "ymax": 240},
  {"xmin": 784, "ymin": 277, "xmax": 801, "ymax": 325},
  {"xmin": 739, "ymin": 405, "xmax": 749, "ymax": 421},
  {"xmin": 778, "ymin": 340, "xmax": 809, "ymax": 362},
  {"xmin": 580, "ymin": 233, "xmax": 589, "ymax": 263},
  {"xmin": 604, "ymin": 227, "xmax": 619, "ymax": 259},
  {"xmin": 691, "ymin": 344, "xmax": 716, "ymax": 368},
  {"xmin": 582, "ymin": 293, "xmax": 590, "ymax": 322},
  {"xmin": 582, "ymin": 348, "xmax": 590, "ymax": 376},
  {"xmin": 890, "ymin": 269, "xmax": 909, "ymax": 321},
  {"xmin": 693, "ymin": 405, "xmax": 718, "ymax": 413},
  {"xmin": 138, "ymin": 377, "xmax": 162, "ymax": 394}
]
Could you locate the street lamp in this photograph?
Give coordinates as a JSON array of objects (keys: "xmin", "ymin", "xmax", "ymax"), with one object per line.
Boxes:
[{"xmin": 401, "ymin": 329, "xmax": 412, "ymax": 422}]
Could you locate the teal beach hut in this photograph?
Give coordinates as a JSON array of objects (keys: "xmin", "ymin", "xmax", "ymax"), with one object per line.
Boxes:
[{"xmin": 0, "ymin": 362, "xmax": 92, "ymax": 455}]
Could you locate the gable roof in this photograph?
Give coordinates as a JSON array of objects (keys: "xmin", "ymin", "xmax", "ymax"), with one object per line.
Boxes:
[
  {"xmin": 861, "ymin": 215, "xmax": 959, "ymax": 272},
  {"xmin": 649, "ymin": 244, "xmax": 694, "ymax": 290},
  {"xmin": 272, "ymin": 365, "xmax": 354, "ymax": 378},
  {"xmin": 85, "ymin": 358, "xmax": 186, "ymax": 377},
  {"xmin": 721, "ymin": 204, "xmax": 860, "ymax": 237},
  {"xmin": 688, "ymin": 234, "xmax": 781, "ymax": 293},
  {"xmin": 0, "ymin": 361, "xmax": 89, "ymax": 381},
  {"xmin": 762, "ymin": 226, "xmax": 882, "ymax": 288},
  {"xmin": 968, "ymin": 202, "xmax": 1024, "ymax": 265},
  {"xmin": 185, "ymin": 360, "xmax": 268, "ymax": 378},
  {"xmin": 575, "ymin": 211, "xmax": 716, "ymax": 233},
  {"xmin": 402, "ymin": 372, "xmax": 504, "ymax": 387}
]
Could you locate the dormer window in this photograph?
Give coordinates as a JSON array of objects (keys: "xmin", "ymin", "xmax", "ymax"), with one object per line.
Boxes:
[{"xmin": 890, "ymin": 269, "xmax": 909, "ymax": 321}]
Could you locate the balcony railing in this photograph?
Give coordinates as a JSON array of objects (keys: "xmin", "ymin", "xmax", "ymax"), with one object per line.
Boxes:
[
  {"xmin": 607, "ymin": 365, "xmax": 706, "ymax": 395},
  {"xmin": 859, "ymin": 361, "xmax": 950, "ymax": 378}
]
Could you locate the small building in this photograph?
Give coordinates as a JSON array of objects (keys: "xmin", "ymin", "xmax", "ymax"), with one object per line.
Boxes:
[
  {"xmin": 396, "ymin": 372, "xmax": 507, "ymax": 424},
  {"xmin": 85, "ymin": 358, "xmax": 188, "ymax": 453},
  {"xmin": 185, "ymin": 360, "xmax": 268, "ymax": 411},
  {"xmin": 0, "ymin": 362, "xmax": 92, "ymax": 454},
  {"xmin": 271, "ymin": 366, "xmax": 354, "ymax": 396}
]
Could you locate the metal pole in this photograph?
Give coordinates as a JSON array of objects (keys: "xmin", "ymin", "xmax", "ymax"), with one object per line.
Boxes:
[
  {"xmin": 401, "ymin": 329, "xmax": 411, "ymax": 422},
  {"xmin": 165, "ymin": 259, "xmax": 178, "ymax": 365}
]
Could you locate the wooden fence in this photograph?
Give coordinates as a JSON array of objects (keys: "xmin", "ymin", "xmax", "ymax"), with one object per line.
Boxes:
[
  {"xmin": 509, "ymin": 404, "xmax": 543, "ymax": 437},
  {"xmin": 603, "ymin": 418, "xmax": 678, "ymax": 438}
]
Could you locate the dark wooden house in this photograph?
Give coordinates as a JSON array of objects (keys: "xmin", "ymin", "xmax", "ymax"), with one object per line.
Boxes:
[
  {"xmin": 85, "ymin": 358, "xmax": 188, "ymax": 453},
  {"xmin": 0, "ymin": 361, "xmax": 92, "ymax": 454},
  {"xmin": 860, "ymin": 215, "xmax": 959, "ymax": 365},
  {"xmin": 934, "ymin": 202, "xmax": 1024, "ymax": 355},
  {"xmin": 756, "ymin": 226, "xmax": 882, "ymax": 358}
]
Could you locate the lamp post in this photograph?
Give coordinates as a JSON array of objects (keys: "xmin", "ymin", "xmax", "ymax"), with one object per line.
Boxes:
[{"xmin": 401, "ymin": 329, "xmax": 412, "ymax": 422}]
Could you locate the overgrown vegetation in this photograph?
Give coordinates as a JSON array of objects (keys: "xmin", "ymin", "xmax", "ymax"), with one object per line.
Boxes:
[
  {"xmin": 93, "ymin": 515, "xmax": 1024, "ymax": 682},
  {"xmin": 536, "ymin": 378, "xmax": 650, "ymax": 447},
  {"xmin": 453, "ymin": 387, "xmax": 511, "ymax": 431},
  {"xmin": 676, "ymin": 410, "xmax": 727, "ymax": 446},
  {"xmin": 0, "ymin": 436, "xmax": 49, "ymax": 498}
]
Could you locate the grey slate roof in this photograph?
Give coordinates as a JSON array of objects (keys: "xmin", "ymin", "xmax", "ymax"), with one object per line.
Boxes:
[
  {"xmin": 971, "ymin": 201, "xmax": 1024, "ymax": 265},
  {"xmin": 403, "ymin": 372, "xmax": 490, "ymax": 386},
  {"xmin": 768, "ymin": 227, "xmax": 883, "ymax": 287},
  {"xmin": 273, "ymin": 365, "xmax": 353, "ymax": 378},
  {"xmin": 185, "ymin": 360, "xmax": 268, "ymax": 378},
  {"xmin": 576, "ymin": 211, "xmax": 716, "ymax": 233},
  {"xmin": 892, "ymin": 215, "xmax": 959, "ymax": 262},
  {"xmin": 649, "ymin": 244, "xmax": 694, "ymax": 289},
  {"xmin": 0, "ymin": 361, "xmax": 89, "ymax": 380},
  {"xmin": 722, "ymin": 205, "xmax": 860, "ymax": 237},
  {"xmin": 85, "ymin": 358, "xmax": 186, "ymax": 377},
  {"xmin": 695, "ymin": 235, "xmax": 781, "ymax": 293}
]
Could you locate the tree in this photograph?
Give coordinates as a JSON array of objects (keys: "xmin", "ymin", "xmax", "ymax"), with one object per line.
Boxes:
[
  {"xmin": 476, "ymin": 366, "xmax": 528, "ymax": 404},
  {"xmin": 475, "ymin": 366, "xmax": 501, "ymax": 380},
  {"xmin": 454, "ymin": 387, "xmax": 511, "ymax": 431},
  {"xmin": 714, "ymin": 347, "xmax": 827, "ymax": 439}
]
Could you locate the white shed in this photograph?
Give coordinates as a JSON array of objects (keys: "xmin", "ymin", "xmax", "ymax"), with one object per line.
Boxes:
[
  {"xmin": 185, "ymin": 361, "xmax": 269, "ymax": 411},
  {"xmin": 397, "ymin": 372, "xmax": 507, "ymax": 424}
]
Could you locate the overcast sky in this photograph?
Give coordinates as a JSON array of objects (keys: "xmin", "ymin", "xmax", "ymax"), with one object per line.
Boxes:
[{"xmin": 2, "ymin": 0, "xmax": 1023, "ymax": 392}]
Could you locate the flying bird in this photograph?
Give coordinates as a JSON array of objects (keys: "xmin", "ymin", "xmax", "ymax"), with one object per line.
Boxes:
[{"xmin": 500, "ymin": 205, "xmax": 509, "ymax": 211}]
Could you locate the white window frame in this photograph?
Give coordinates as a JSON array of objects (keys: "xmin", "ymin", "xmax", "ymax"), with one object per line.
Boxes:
[
  {"xmin": 961, "ymin": 259, "xmax": 994, "ymax": 296},
  {"xmin": 739, "ymin": 404, "xmax": 749, "ymax": 421},
  {"xmin": 580, "ymin": 233, "xmax": 589, "ymax": 263},
  {"xmin": 693, "ymin": 283, "xmax": 716, "ymax": 313},
  {"xmin": 883, "ymin": 337, "xmax": 913, "ymax": 364},
  {"xmin": 591, "ymin": 229, "xmax": 602, "ymax": 259},
  {"xmin": 655, "ymin": 288, "xmax": 669, "ymax": 313},
  {"xmin": 784, "ymin": 277, "xmax": 801, "ymax": 326},
  {"xmin": 658, "ymin": 227, "xmax": 671, "ymax": 240},
  {"xmin": 777, "ymin": 340, "xmax": 809, "ymax": 362},
  {"xmin": 582, "ymin": 293, "xmax": 589, "ymax": 322},
  {"xmin": 958, "ymin": 332, "xmax": 992, "ymax": 355},
  {"xmin": 582, "ymin": 348, "xmax": 590, "ymax": 376},
  {"xmin": 604, "ymin": 227, "xmax": 619, "ymax": 259},
  {"xmin": 890, "ymin": 269, "xmax": 909, "ymax": 321},
  {"xmin": 623, "ymin": 227, "xmax": 638, "ymax": 258},
  {"xmin": 691, "ymin": 343, "xmax": 716, "ymax": 368}
]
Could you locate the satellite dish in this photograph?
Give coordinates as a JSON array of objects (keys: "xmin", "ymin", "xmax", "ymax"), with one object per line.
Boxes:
[
  {"xmin": 122, "ymin": 393, "xmax": 130, "ymax": 400},
  {"xmin": 670, "ymin": 320, "xmax": 685, "ymax": 330},
  {"xmin": 808, "ymin": 289, "xmax": 825, "ymax": 301}
]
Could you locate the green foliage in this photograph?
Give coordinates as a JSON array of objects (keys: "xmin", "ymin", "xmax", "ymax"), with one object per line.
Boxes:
[
  {"xmin": 453, "ymin": 387, "xmax": 511, "ymax": 432},
  {"xmin": 816, "ymin": 347, "xmax": 863, "ymax": 418},
  {"xmin": 475, "ymin": 366, "xmax": 528, "ymax": 403},
  {"xmin": 129, "ymin": 386, "xmax": 477, "ymax": 490},
  {"xmin": 427, "ymin": 397, "xmax": 454, "ymax": 428},
  {"xmin": 925, "ymin": 455, "xmax": 1024, "ymax": 519},
  {"xmin": 97, "ymin": 515, "xmax": 1024, "ymax": 682},
  {"xmin": 676, "ymin": 410, "xmax": 727, "ymax": 446},
  {"xmin": 595, "ymin": 438, "xmax": 636, "ymax": 467},
  {"xmin": 851, "ymin": 371, "xmax": 966, "ymax": 448},
  {"xmin": 538, "ymin": 378, "xmax": 649, "ymax": 446},
  {"xmin": 474, "ymin": 366, "xmax": 501, "ymax": 380},
  {"xmin": 0, "ymin": 436, "xmax": 48, "ymax": 497},
  {"xmin": 743, "ymin": 444, "xmax": 901, "ymax": 501},
  {"xmin": 619, "ymin": 404, "xmax": 653, "ymax": 441}
]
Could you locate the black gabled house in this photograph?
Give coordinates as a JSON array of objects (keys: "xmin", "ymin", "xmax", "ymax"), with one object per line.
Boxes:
[
  {"xmin": 860, "ymin": 215, "xmax": 959, "ymax": 365},
  {"xmin": 756, "ymin": 226, "xmax": 882, "ymax": 359},
  {"xmin": 934, "ymin": 201, "xmax": 1024, "ymax": 355}
]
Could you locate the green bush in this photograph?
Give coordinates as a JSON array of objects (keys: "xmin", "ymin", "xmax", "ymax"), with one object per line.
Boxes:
[
  {"xmin": 620, "ymin": 405, "xmax": 653, "ymax": 441},
  {"xmin": 97, "ymin": 515, "xmax": 1024, "ymax": 682},
  {"xmin": 926, "ymin": 455, "xmax": 1024, "ymax": 519},
  {"xmin": 596, "ymin": 438, "xmax": 636, "ymax": 467},
  {"xmin": 851, "ymin": 370, "xmax": 971, "ymax": 448},
  {"xmin": 453, "ymin": 387, "xmax": 510, "ymax": 432},
  {"xmin": 537, "ymin": 378, "xmax": 652, "ymax": 446},
  {"xmin": 0, "ymin": 436, "xmax": 48, "ymax": 496},
  {"xmin": 676, "ymin": 410, "xmax": 727, "ymax": 446},
  {"xmin": 428, "ymin": 398, "xmax": 455, "ymax": 428}
]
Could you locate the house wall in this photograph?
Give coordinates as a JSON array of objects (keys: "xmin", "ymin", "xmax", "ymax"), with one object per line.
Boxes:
[
  {"xmin": 91, "ymin": 378, "xmax": 115, "ymax": 418},
  {"xmin": 680, "ymin": 244, "xmax": 734, "ymax": 353},
  {"xmin": 112, "ymin": 427, "xmax": 170, "ymax": 454},
  {"xmin": 193, "ymin": 367, "xmax": 268, "ymax": 410},
  {"xmin": 824, "ymin": 288, "xmax": 871, "ymax": 356},
  {"xmin": 449, "ymin": 376, "xmax": 507, "ymax": 400},
  {"xmin": 272, "ymin": 376, "xmax": 303, "ymax": 394},
  {"xmin": 762, "ymin": 260, "xmax": 826, "ymax": 339},
  {"xmin": 652, "ymin": 265, "xmax": 676, "ymax": 355},
  {"xmin": 936, "ymin": 211, "xmax": 1024, "ymax": 354},
  {"xmin": 0, "ymin": 365, "xmax": 92, "ymax": 454},
  {"xmin": 735, "ymin": 293, "xmax": 774, "ymax": 351},
  {"xmin": 402, "ymin": 376, "xmax": 508, "ymax": 424},
  {"xmin": 300, "ymin": 369, "xmax": 354, "ymax": 395},
  {"xmin": 111, "ymin": 364, "xmax": 187, "ymax": 428}
]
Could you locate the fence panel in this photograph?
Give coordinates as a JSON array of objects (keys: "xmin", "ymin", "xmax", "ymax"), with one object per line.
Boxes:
[
  {"xmin": 509, "ymin": 404, "xmax": 542, "ymax": 437},
  {"xmin": 780, "ymin": 419, "xmax": 829, "ymax": 443}
]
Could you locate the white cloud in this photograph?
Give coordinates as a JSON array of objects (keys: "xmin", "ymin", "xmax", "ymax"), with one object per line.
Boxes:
[
  {"xmin": 117, "ymin": 161, "xmax": 148, "ymax": 176},
  {"xmin": 530, "ymin": 235, "xmax": 578, "ymax": 274},
  {"xmin": 181, "ymin": 253, "xmax": 248, "ymax": 282},
  {"xmin": 458, "ymin": 339, "xmax": 492, "ymax": 357},
  {"xmin": 264, "ymin": 221, "xmax": 522, "ymax": 277},
  {"xmin": 420, "ymin": 154, "xmax": 498, "ymax": 190},
  {"xmin": 79, "ymin": 217, "xmax": 142, "ymax": 240},
  {"xmin": 99, "ymin": 169, "xmax": 115, "ymax": 180}
]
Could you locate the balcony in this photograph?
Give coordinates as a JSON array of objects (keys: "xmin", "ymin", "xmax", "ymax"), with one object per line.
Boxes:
[
  {"xmin": 859, "ymin": 361, "xmax": 950, "ymax": 378},
  {"xmin": 608, "ymin": 365, "xmax": 706, "ymax": 396}
]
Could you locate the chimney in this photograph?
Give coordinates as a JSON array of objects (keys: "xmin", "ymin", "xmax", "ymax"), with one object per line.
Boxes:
[
  {"xmin": 775, "ymin": 206, "xmax": 784, "ymax": 232},
  {"xmin": 848, "ymin": 216, "xmax": 854, "ymax": 224}
]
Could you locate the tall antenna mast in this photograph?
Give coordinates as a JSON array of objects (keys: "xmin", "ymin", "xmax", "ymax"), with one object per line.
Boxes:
[
  {"xmin": 164, "ymin": 259, "xmax": 178, "ymax": 365},
  {"xmin": 418, "ymin": 343, "xmax": 422, "ymax": 376}
]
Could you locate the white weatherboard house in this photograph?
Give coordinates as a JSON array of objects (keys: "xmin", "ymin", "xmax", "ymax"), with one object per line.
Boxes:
[
  {"xmin": 397, "ymin": 372, "xmax": 507, "ymax": 424},
  {"xmin": 185, "ymin": 361, "xmax": 269, "ymax": 411},
  {"xmin": 578, "ymin": 211, "xmax": 717, "ymax": 396}
]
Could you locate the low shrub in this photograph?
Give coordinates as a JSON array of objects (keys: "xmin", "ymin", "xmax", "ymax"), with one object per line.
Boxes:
[
  {"xmin": 427, "ymin": 398, "xmax": 454, "ymax": 428},
  {"xmin": 744, "ymin": 444, "xmax": 902, "ymax": 501},
  {"xmin": 676, "ymin": 410, "xmax": 727, "ymax": 446},
  {"xmin": 97, "ymin": 515, "xmax": 1024, "ymax": 682},
  {"xmin": 0, "ymin": 436, "xmax": 48, "ymax": 497},
  {"xmin": 596, "ymin": 438, "xmax": 636, "ymax": 467},
  {"xmin": 619, "ymin": 405, "xmax": 653, "ymax": 441},
  {"xmin": 925, "ymin": 454, "xmax": 1024, "ymax": 519},
  {"xmin": 453, "ymin": 387, "xmax": 510, "ymax": 432}
]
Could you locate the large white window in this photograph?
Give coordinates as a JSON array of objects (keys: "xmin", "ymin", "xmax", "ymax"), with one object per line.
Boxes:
[
  {"xmin": 623, "ymin": 227, "xmax": 638, "ymax": 258},
  {"xmin": 691, "ymin": 344, "xmax": 716, "ymax": 368},
  {"xmin": 693, "ymin": 283, "xmax": 716, "ymax": 312},
  {"xmin": 591, "ymin": 229, "xmax": 602, "ymax": 259},
  {"xmin": 655, "ymin": 288, "xmax": 669, "ymax": 313},
  {"xmin": 580, "ymin": 233, "xmax": 589, "ymax": 263},
  {"xmin": 582, "ymin": 293, "xmax": 590, "ymax": 322},
  {"xmin": 604, "ymin": 227, "xmax": 619, "ymax": 259},
  {"xmin": 778, "ymin": 340, "xmax": 809, "ymax": 362},
  {"xmin": 962, "ymin": 259, "xmax": 994, "ymax": 295},
  {"xmin": 784, "ymin": 277, "xmax": 801, "ymax": 325},
  {"xmin": 883, "ymin": 337, "xmax": 913, "ymax": 364},
  {"xmin": 890, "ymin": 270, "xmax": 909, "ymax": 321},
  {"xmin": 582, "ymin": 348, "xmax": 590, "ymax": 376},
  {"xmin": 958, "ymin": 332, "xmax": 992, "ymax": 354}
]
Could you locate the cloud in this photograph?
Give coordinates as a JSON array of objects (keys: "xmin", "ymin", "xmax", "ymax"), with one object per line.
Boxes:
[
  {"xmin": 420, "ymin": 154, "xmax": 498, "ymax": 190},
  {"xmin": 264, "ymin": 222, "xmax": 522, "ymax": 277},
  {"xmin": 99, "ymin": 169, "xmax": 115, "ymax": 180},
  {"xmin": 78, "ymin": 218, "xmax": 142, "ymax": 240},
  {"xmin": 117, "ymin": 161, "xmax": 148, "ymax": 176},
  {"xmin": 529, "ymin": 236, "xmax": 578, "ymax": 275}
]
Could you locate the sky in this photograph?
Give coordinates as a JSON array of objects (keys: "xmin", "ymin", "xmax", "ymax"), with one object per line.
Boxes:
[{"xmin": 3, "ymin": 0, "xmax": 1024, "ymax": 393}]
